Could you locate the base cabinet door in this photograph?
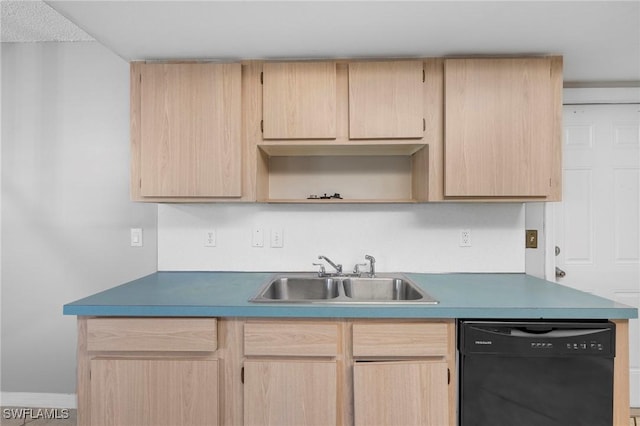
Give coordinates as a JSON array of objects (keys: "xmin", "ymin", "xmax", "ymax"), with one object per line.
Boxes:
[
  {"xmin": 243, "ymin": 360, "xmax": 337, "ymax": 426},
  {"xmin": 353, "ymin": 360, "xmax": 449, "ymax": 426},
  {"xmin": 90, "ymin": 358, "xmax": 219, "ymax": 426}
]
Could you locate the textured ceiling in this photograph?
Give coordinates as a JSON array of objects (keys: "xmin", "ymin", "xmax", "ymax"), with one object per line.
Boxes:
[
  {"xmin": 1, "ymin": 0, "xmax": 93, "ymax": 42},
  {"xmin": 46, "ymin": 1, "xmax": 640, "ymax": 83}
]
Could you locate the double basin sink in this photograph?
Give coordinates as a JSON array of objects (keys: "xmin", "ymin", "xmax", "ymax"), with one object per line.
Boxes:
[{"xmin": 249, "ymin": 273, "xmax": 438, "ymax": 304}]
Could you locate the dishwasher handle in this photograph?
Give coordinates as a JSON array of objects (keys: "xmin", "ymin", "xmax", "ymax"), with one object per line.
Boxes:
[{"xmin": 510, "ymin": 327, "xmax": 610, "ymax": 339}]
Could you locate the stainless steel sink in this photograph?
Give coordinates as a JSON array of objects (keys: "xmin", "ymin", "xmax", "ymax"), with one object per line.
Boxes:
[
  {"xmin": 251, "ymin": 276, "xmax": 340, "ymax": 302},
  {"xmin": 249, "ymin": 273, "xmax": 438, "ymax": 304},
  {"xmin": 342, "ymin": 277, "xmax": 425, "ymax": 301}
]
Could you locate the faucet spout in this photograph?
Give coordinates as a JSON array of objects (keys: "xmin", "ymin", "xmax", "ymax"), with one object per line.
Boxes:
[{"xmin": 317, "ymin": 255, "xmax": 343, "ymax": 274}]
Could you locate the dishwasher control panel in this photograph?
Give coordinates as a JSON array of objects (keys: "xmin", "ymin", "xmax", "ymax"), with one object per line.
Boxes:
[{"xmin": 459, "ymin": 320, "xmax": 615, "ymax": 357}]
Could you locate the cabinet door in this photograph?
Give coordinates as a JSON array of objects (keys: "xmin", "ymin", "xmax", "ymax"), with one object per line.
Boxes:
[
  {"xmin": 140, "ymin": 63, "xmax": 241, "ymax": 197},
  {"xmin": 354, "ymin": 361, "xmax": 448, "ymax": 426},
  {"xmin": 348, "ymin": 61, "xmax": 424, "ymax": 139},
  {"xmin": 90, "ymin": 358, "xmax": 218, "ymax": 426},
  {"xmin": 244, "ymin": 360, "xmax": 337, "ymax": 426},
  {"xmin": 262, "ymin": 62, "xmax": 337, "ymax": 139},
  {"xmin": 444, "ymin": 58, "xmax": 554, "ymax": 197}
]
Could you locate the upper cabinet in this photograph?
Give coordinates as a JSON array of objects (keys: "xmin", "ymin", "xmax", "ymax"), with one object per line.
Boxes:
[
  {"xmin": 262, "ymin": 62, "xmax": 337, "ymax": 139},
  {"xmin": 129, "ymin": 56, "xmax": 562, "ymax": 203},
  {"xmin": 348, "ymin": 61, "xmax": 425, "ymax": 139},
  {"xmin": 443, "ymin": 57, "xmax": 562, "ymax": 199},
  {"xmin": 131, "ymin": 62, "xmax": 243, "ymax": 200},
  {"xmin": 256, "ymin": 60, "xmax": 431, "ymax": 203}
]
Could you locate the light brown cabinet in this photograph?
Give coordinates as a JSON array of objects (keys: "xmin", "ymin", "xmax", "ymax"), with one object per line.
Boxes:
[
  {"xmin": 262, "ymin": 62, "xmax": 337, "ymax": 140},
  {"xmin": 77, "ymin": 316, "xmax": 632, "ymax": 426},
  {"xmin": 243, "ymin": 321, "xmax": 341, "ymax": 425},
  {"xmin": 261, "ymin": 60, "xmax": 424, "ymax": 141},
  {"xmin": 244, "ymin": 360, "xmax": 337, "ymax": 426},
  {"xmin": 255, "ymin": 60, "xmax": 432, "ymax": 202},
  {"xmin": 78, "ymin": 318, "xmax": 220, "ymax": 426},
  {"xmin": 129, "ymin": 56, "xmax": 562, "ymax": 203},
  {"xmin": 351, "ymin": 321, "xmax": 452, "ymax": 426},
  {"xmin": 443, "ymin": 57, "xmax": 562, "ymax": 199},
  {"xmin": 240, "ymin": 319, "xmax": 455, "ymax": 426},
  {"xmin": 354, "ymin": 361, "xmax": 448, "ymax": 426},
  {"xmin": 90, "ymin": 358, "xmax": 218, "ymax": 426},
  {"xmin": 131, "ymin": 62, "xmax": 243, "ymax": 200},
  {"xmin": 348, "ymin": 61, "xmax": 424, "ymax": 139}
]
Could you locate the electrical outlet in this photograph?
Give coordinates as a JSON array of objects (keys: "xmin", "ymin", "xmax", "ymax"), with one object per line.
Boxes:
[
  {"xmin": 204, "ymin": 229, "xmax": 216, "ymax": 247},
  {"xmin": 459, "ymin": 229, "xmax": 472, "ymax": 247},
  {"xmin": 270, "ymin": 228, "xmax": 284, "ymax": 248}
]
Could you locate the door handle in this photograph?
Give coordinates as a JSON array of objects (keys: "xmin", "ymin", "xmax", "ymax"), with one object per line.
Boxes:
[{"xmin": 554, "ymin": 246, "xmax": 565, "ymax": 278}]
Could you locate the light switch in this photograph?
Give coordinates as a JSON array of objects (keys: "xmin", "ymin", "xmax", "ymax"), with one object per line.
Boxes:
[
  {"xmin": 252, "ymin": 228, "xmax": 264, "ymax": 247},
  {"xmin": 130, "ymin": 228, "xmax": 143, "ymax": 247},
  {"xmin": 526, "ymin": 230, "xmax": 538, "ymax": 248}
]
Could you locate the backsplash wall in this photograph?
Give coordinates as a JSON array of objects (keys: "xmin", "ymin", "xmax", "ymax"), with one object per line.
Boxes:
[{"xmin": 158, "ymin": 203, "xmax": 525, "ymax": 273}]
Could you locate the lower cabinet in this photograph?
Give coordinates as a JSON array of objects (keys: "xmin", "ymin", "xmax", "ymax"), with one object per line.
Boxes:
[
  {"xmin": 90, "ymin": 358, "xmax": 218, "ymax": 426},
  {"xmin": 351, "ymin": 320, "xmax": 452, "ymax": 426},
  {"xmin": 77, "ymin": 317, "xmax": 455, "ymax": 426},
  {"xmin": 353, "ymin": 361, "xmax": 449, "ymax": 426},
  {"xmin": 244, "ymin": 360, "xmax": 337, "ymax": 426},
  {"xmin": 243, "ymin": 320, "xmax": 341, "ymax": 426},
  {"xmin": 78, "ymin": 317, "xmax": 220, "ymax": 426}
]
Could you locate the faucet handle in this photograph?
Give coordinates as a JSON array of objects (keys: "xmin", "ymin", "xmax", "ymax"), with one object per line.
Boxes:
[{"xmin": 312, "ymin": 263, "xmax": 327, "ymax": 277}]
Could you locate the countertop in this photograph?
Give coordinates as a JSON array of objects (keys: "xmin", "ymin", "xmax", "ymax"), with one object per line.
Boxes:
[{"xmin": 63, "ymin": 272, "xmax": 637, "ymax": 319}]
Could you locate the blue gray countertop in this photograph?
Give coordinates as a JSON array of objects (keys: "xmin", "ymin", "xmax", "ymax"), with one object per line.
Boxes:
[{"xmin": 63, "ymin": 272, "xmax": 637, "ymax": 319}]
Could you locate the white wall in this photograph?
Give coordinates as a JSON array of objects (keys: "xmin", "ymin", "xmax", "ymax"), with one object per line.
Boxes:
[
  {"xmin": 158, "ymin": 203, "xmax": 525, "ymax": 273},
  {"xmin": 1, "ymin": 42, "xmax": 157, "ymax": 395}
]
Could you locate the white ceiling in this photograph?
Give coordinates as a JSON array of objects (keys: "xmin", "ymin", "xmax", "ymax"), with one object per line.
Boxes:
[
  {"xmin": 1, "ymin": 0, "xmax": 93, "ymax": 42},
  {"xmin": 17, "ymin": 1, "xmax": 640, "ymax": 83}
]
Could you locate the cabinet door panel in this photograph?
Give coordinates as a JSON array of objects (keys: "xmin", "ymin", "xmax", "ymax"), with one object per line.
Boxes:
[
  {"xmin": 263, "ymin": 62, "xmax": 337, "ymax": 139},
  {"xmin": 444, "ymin": 58, "xmax": 553, "ymax": 197},
  {"xmin": 90, "ymin": 358, "xmax": 218, "ymax": 426},
  {"xmin": 140, "ymin": 63, "xmax": 241, "ymax": 197},
  {"xmin": 244, "ymin": 360, "xmax": 337, "ymax": 426},
  {"xmin": 354, "ymin": 361, "xmax": 448, "ymax": 426},
  {"xmin": 349, "ymin": 61, "xmax": 424, "ymax": 139}
]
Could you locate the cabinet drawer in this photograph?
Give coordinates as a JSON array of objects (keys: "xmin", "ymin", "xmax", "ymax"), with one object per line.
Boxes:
[
  {"xmin": 86, "ymin": 318, "xmax": 217, "ymax": 352},
  {"xmin": 244, "ymin": 321, "xmax": 338, "ymax": 357},
  {"xmin": 352, "ymin": 322, "xmax": 448, "ymax": 357}
]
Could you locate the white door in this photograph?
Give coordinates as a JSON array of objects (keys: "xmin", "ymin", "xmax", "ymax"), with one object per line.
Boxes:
[{"xmin": 555, "ymin": 103, "xmax": 640, "ymax": 406}]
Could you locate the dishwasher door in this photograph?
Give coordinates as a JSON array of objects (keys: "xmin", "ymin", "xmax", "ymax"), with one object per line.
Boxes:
[{"xmin": 458, "ymin": 320, "xmax": 615, "ymax": 426}]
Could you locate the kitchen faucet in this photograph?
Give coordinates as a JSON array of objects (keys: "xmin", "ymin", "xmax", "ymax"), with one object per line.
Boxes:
[{"xmin": 317, "ymin": 255, "xmax": 343, "ymax": 275}]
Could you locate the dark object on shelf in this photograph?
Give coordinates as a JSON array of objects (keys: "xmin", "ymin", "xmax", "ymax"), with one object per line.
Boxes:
[{"xmin": 307, "ymin": 193, "xmax": 343, "ymax": 200}]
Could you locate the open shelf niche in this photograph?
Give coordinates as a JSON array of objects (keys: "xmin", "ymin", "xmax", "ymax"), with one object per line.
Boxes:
[{"xmin": 256, "ymin": 143, "xmax": 429, "ymax": 203}]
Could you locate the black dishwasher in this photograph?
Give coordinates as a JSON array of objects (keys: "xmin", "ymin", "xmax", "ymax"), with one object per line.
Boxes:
[{"xmin": 458, "ymin": 320, "xmax": 615, "ymax": 426}]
